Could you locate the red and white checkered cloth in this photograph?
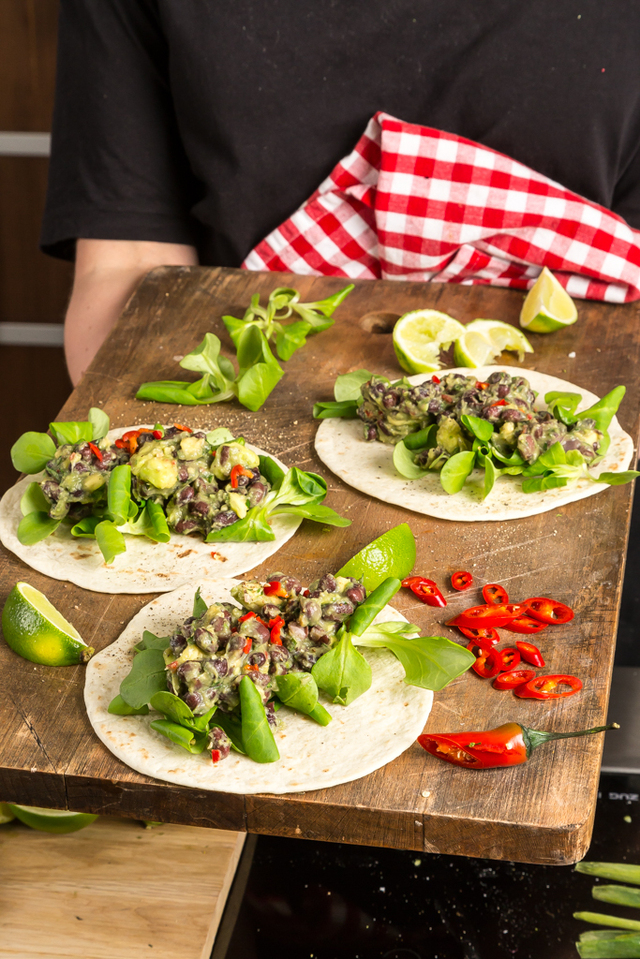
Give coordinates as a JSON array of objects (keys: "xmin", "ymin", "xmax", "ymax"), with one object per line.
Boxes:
[{"xmin": 243, "ymin": 112, "xmax": 640, "ymax": 303}]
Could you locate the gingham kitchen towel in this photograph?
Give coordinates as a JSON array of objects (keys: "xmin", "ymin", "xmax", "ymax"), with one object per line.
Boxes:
[{"xmin": 244, "ymin": 112, "xmax": 640, "ymax": 303}]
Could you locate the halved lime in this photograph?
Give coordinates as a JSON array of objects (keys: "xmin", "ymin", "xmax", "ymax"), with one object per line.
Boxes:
[
  {"xmin": 392, "ymin": 310, "xmax": 465, "ymax": 373},
  {"xmin": 337, "ymin": 523, "xmax": 416, "ymax": 591},
  {"xmin": 452, "ymin": 329, "xmax": 497, "ymax": 368},
  {"xmin": 2, "ymin": 582, "xmax": 94, "ymax": 666},
  {"xmin": 8, "ymin": 804, "xmax": 98, "ymax": 834},
  {"xmin": 0, "ymin": 803, "xmax": 15, "ymax": 825},
  {"xmin": 519, "ymin": 267, "xmax": 578, "ymax": 333},
  {"xmin": 464, "ymin": 319, "xmax": 533, "ymax": 361}
]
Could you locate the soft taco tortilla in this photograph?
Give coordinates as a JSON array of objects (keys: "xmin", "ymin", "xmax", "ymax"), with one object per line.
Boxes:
[
  {"xmin": 315, "ymin": 366, "xmax": 635, "ymax": 522},
  {"xmin": 0, "ymin": 431, "xmax": 299, "ymax": 594},
  {"xmin": 84, "ymin": 578, "xmax": 433, "ymax": 795}
]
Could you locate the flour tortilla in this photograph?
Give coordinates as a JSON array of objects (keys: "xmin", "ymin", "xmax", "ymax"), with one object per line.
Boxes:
[
  {"xmin": 84, "ymin": 578, "xmax": 433, "ymax": 794},
  {"xmin": 315, "ymin": 366, "xmax": 635, "ymax": 522},
  {"xmin": 0, "ymin": 429, "xmax": 300, "ymax": 593}
]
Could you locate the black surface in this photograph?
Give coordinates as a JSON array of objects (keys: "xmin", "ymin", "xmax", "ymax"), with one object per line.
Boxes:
[
  {"xmin": 615, "ymin": 482, "xmax": 640, "ymax": 667},
  {"xmin": 222, "ymin": 774, "xmax": 640, "ymax": 959}
]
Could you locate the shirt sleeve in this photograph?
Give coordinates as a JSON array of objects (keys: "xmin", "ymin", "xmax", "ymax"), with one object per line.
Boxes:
[{"xmin": 41, "ymin": 0, "xmax": 201, "ymax": 260}]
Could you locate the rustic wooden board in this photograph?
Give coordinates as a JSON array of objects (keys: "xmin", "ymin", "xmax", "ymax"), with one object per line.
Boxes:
[
  {"xmin": 1, "ymin": 266, "xmax": 638, "ymax": 865},
  {"xmin": 0, "ymin": 817, "xmax": 244, "ymax": 959}
]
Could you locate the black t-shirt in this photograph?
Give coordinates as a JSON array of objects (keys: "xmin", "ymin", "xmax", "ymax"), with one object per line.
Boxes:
[{"xmin": 42, "ymin": 0, "xmax": 640, "ymax": 267}]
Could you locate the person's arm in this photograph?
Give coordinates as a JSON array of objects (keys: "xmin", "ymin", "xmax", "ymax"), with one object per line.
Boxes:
[{"xmin": 65, "ymin": 238, "xmax": 198, "ymax": 385}]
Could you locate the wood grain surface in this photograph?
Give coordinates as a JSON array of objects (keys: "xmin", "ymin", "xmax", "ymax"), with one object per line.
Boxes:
[
  {"xmin": 0, "ymin": 816, "xmax": 244, "ymax": 958},
  {"xmin": 1, "ymin": 266, "xmax": 638, "ymax": 865}
]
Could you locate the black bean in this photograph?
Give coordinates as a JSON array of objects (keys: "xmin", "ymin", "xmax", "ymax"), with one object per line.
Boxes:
[
  {"xmin": 184, "ymin": 691, "xmax": 203, "ymax": 711},
  {"xmin": 194, "ymin": 627, "xmax": 218, "ymax": 653},
  {"xmin": 170, "ymin": 634, "xmax": 187, "ymax": 654},
  {"xmin": 247, "ymin": 482, "xmax": 267, "ymax": 506},
  {"xmin": 322, "ymin": 601, "xmax": 354, "ymax": 621},
  {"xmin": 287, "ymin": 623, "xmax": 308, "ymax": 643},
  {"xmin": 346, "ymin": 585, "xmax": 366, "ymax": 605},
  {"xmin": 249, "ymin": 652, "xmax": 267, "ymax": 667},
  {"xmin": 214, "ymin": 510, "xmax": 238, "ymax": 527},
  {"xmin": 178, "ymin": 467, "xmax": 189, "ymax": 482},
  {"xmin": 175, "ymin": 519, "xmax": 198, "ymax": 534},
  {"xmin": 177, "ymin": 661, "xmax": 201, "ymax": 682},
  {"xmin": 209, "ymin": 658, "xmax": 229, "ymax": 678}
]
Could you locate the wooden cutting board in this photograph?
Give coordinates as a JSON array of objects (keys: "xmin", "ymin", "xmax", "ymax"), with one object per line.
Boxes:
[{"xmin": 1, "ymin": 266, "xmax": 638, "ymax": 864}]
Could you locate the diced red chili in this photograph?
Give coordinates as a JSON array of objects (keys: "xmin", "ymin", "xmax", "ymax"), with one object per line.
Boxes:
[
  {"xmin": 152, "ymin": 429, "xmax": 163, "ymax": 439},
  {"xmin": 268, "ymin": 616, "xmax": 285, "ymax": 645},
  {"xmin": 495, "ymin": 647, "xmax": 521, "ymax": 672},
  {"xmin": 488, "ymin": 399, "xmax": 507, "ymax": 408},
  {"xmin": 492, "ymin": 669, "xmax": 536, "ymax": 691},
  {"xmin": 173, "ymin": 423, "xmax": 193, "ymax": 433},
  {"xmin": 514, "ymin": 674, "xmax": 583, "ymax": 700},
  {"xmin": 476, "ymin": 382, "xmax": 488, "ymax": 389},
  {"xmin": 244, "ymin": 664, "xmax": 259, "ymax": 672},
  {"xmin": 264, "ymin": 580, "xmax": 287, "ymax": 598},
  {"xmin": 451, "ymin": 571, "xmax": 473, "ymax": 591},
  {"xmin": 88, "ymin": 442, "xmax": 103, "ymax": 462},
  {"xmin": 503, "ymin": 614, "xmax": 548, "ymax": 634},
  {"xmin": 167, "ymin": 661, "xmax": 179, "ymax": 671},
  {"xmin": 515, "ymin": 641, "xmax": 545, "ymax": 668},
  {"xmin": 402, "ymin": 576, "xmax": 446, "ymax": 608},
  {"xmin": 230, "ymin": 464, "xmax": 254, "ymax": 489},
  {"xmin": 211, "ymin": 749, "xmax": 222, "ymax": 763},
  {"xmin": 239, "ymin": 612, "xmax": 256, "ymax": 623},
  {"xmin": 523, "ymin": 597, "xmax": 574, "ymax": 625},
  {"xmin": 456, "ymin": 625, "xmax": 501, "ymax": 648},
  {"xmin": 482, "ymin": 583, "xmax": 509, "ymax": 605},
  {"xmin": 431, "ymin": 375, "xmax": 441, "ymax": 384},
  {"xmin": 243, "ymin": 638, "xmax": 253, "ymax": 654},
  {"xmin": 448, "ymin": 603, "xmax": 527, "ymax": 629},
  {"xmin": 467, "ymin": 643, "xmax": 502, "ymax": 679}
]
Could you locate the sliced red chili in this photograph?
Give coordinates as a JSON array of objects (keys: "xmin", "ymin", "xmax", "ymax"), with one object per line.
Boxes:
[
  {"xmin": 230, "ymin": 464, "xmax": 254, "ymax": 489},
  {"xmin": 524, "ymin": 597, "xmax": 574, "ymax": 625},
  {"xmin": 402, "ymin": 576, "xmax": 446, "ymax": 608},
  {"xmin": 173, "ymin": 423, "xmax": 193, "ymax": 433},
  {"xmin": 88, "ymin": 442, "xmax": 103, "ymax": 462},
  {"xmin": 515, "ymin": 641, "xmax": 545, "ymax": 668},
  {"xmin": 239, "ymin": 612, "xmax": 256, "ymax": 623},
  {"xmin": 264, "ymin": 580, "xmax": 287, "ymax": 598},
  {"xmin": 488, "ymin": 399, "xmax": 507, "ymax": 408},
  {"xmin": 243, "ymin": 638, "xmax": 253, "ymax": 654},
  {"xmin": 449, "ymin": 603, "xmax": 527, "ymax": 629},
  {"xmin": 456, "ymin": 625, "xmax": 501, "ymax": 647},
  {"xmin": 431, "ymin": 375, "xmax": 441, "ymax": 384},
  {"xmin": 467, "ymin": 643, "xmax": 502, "ymax": 678},
  {"xmin": 451, "ymin": 571, "xmax": 473, "ymax": 591},
  {"xmin": 152, "ymin": 429, "xmax": 163, "ymax": 439},
  {"xmin": 495, "ymin": 647, "xmax": 521, "ymax": 672},
  {"xmin": 503, "ymin": 614, "xmax": 548, "ymax": 635},
  {"xmin": 268, "ymin": 616, "xmax": 285, "ymax": 645},
  {"xmin": 482, "ymin": 583, "xmax": 509, "ymax": 605},
  {"xmin": 514, "ymin": 674, "xmax": 583, "ymax": 700},
  {"xmin": 211, "ymin": 749, "xmax": 222, "ymax": 763},
  {"xmin": 492, "ymin": 669, "xmax": 536, "ymax": 691}
]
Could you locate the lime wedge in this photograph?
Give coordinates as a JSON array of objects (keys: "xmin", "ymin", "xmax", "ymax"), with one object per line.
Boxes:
[
  {"xmin": 2, "ymin": 582, "xmax": 94, "ymax": 666},
  {"xmin": 452, "ymin": 329, "xmax": 498, "ymax": 368},
  {"xmin": 337, "ymin": 523, "xmax": 416, "ymax": 591},
  {"xmin": 519, "ymin": 267, "xmax": 578, "ymax": 333},
  {"xmin": 8, "ymin": 804, "xmax": 98, "ymax": 834},
  {"xmin": 464, "ymin": 319, "xmax": 533, "ymax": 361},
  {"xmin": 0, "ymin": 803, "xmax": 15, "ymax": 825},
  {"xmin": 393, "ymin": 310, "xmax": 465, "ymax": 373}
]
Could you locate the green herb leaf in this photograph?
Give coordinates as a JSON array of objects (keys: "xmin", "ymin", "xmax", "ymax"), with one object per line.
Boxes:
[
  {"xmin": 193, "ymin": 587, "xmax": 208, "ymax": 619},
  {"xmin": 11, "ymin": 431, "xmax": 56, "ymax": 474},
  {"xmin": 275, "ymin": 319, "xmax": 312, "ymax": 360},
  {"xmin": 576, "ymin": 385, "xmax": 626, "ymax": 432},
  {"xmin": 258, "ymin": 455, "xmax": 285, "ymax": 489},
  {"xmin": 403, "ymin": 425, "xmax": 437, "ymax": 451},
  {"xmin": 461, "ymin": 414, "xmax": 494, "ymax": 442},
  {"xmin": 271, "ymin": 503, "xmax": 351, "ymax": 527},
  {"xmin": 275, "ymin": 672, "xmax": 321, "ymax": 716},
  {"xmin": 48, "ymin": 420, "xmax": 93, "ymax": 445},
  {"xmin": 239, "ymin": 675, "xmax": 280, "ymax": 763},
  {"xmin": 206, "ymin": 505, "xmax": 275, "ymax": 542},
  {"xmin": 211, "ymin": 711, "xmax": 246, "ymax": 754},
  {"xmin": 270, "ymin": 467, "xmax": 326, "ymax": 507},
  {"xmin": 134, "ymin": 630, "xmax": 170, "ymax": 653},
  {"xmin": 150, "ymin": 691, "xmax": 198, "ymax": 728},
  {"xmin": 355, "ymin": 628, "xmax": 475, "ymax": 691},
  {"xmin": 393, "ymin": 440, "xmax": 426, "ymax": 479},
  {"xmin": 107, "ymin": 694, "xmax": 149, "ymax": 715},
  {"xmin": 119, "ymin": 647, "xmax": 167, "ymax": 708},
  {"xmin": 95, "ymin": 520, "xmax": 127, "ymax": 564},
  {"xmin": 334, "ymin": 369, "xmax": 372, "ymax": 402},
  {"xmin": 311, "ymin": 626, "xmax": 372, "ymax": 706},
  {"xmin": 312, "ymin": 399, "xmax": 359, "ymax": 419},
  {"xmin": 89, "ymin": 407, "xmax": 110, "ymax": 440},
  {"xmin": 107, "ymin": 464, "xmax": 131, "ymax": 527},
  {"xmin": 20, "ymin": 482, "xmax": 50, "ymax": 517},
  {"xmin": 206, "ymin": 428, "xmax": 236, "ymax": 448},
  {"xmin": 483, "ymin": 456, "xmax": 498, "ymax": 499},
  {"xmin": 136, "ymin": 380, "xmax": 203, "ymax": 405},
  {"xmin": 235, "ymin": 326, "xmax": 284, "ymax": 411},
  {"xmin": 440, "ymin": 450, "xmax": 476, "ymax": 494},
  {"xmin": 70, "ymin": 516, "xmax": 102, "ymax": 538},
  {"xmin": 597, "ymin": 470, "xmax": 640, "ymax": 486},
  {"xmin": 17, "ymin": 511, "xmax": 61, "ymax": 545},
  {"xmin": 150, "ymin": 719, "xmax": 208, "ymax": 753}
]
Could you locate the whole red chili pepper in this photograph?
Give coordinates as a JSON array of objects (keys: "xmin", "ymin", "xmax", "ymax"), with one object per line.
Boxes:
[
  {"xmin": 467, "ymin": 643, "xmax": 502, "ymax": 678},
  {"xmin": 515, "ymin": 641, "xmax": 545, "ymax": 667},
  {"xmin": 492, "ymin": 669, "xmax": 536, "ymax": 691},
  {"xmin": 482, "ymin": 583, "xmax": 509, "ymax": 605},
  {"xmin": 230, "ymin": 464, "xmax": 255, "ymax": 489},
  {"xmin": 503, "ymin": 613, "xmax": 548, "ymax": 635},
  {"xmin": 451, "ymin": 571, "xmax": 473, "ymax": 591},
  {"xmin": 514, "ymin": 674, "xmax": 582, "ymax": 700},
  {"xmin": 457, "ymin": 625, "xmax": 500, "ymax": 647},
  {"xmin": 88, "ymin": 442, "xmax": 103, "ymax": 462},
  {"xmin": 417, "ymin": 721, "xmax": 618, "ymax": 769},
  {"xmin": 264, "ymin": 580, "xmax": 287, "ymax": 598},
  {"xmin": 524, "ymin": 597, "xmax": 574, "ymax": 625},
  {"xmin": 402, "ymin": 576, "xmax": 446, "ymax": 608},
  {"xmin": 448, "ymin": 603, "xmax": 527, "ymax": 629},
  {"xmin": 268, "ymin": 616, "xmax": 285, "ymax": 645}
]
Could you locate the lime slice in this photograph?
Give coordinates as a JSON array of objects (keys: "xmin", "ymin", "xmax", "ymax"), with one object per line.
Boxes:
[
  {"xmin": 337, "ymin": 523, "xmax": 416, "ymax": 591},
  {"xmin": 0, "ymin": 803, "xmax": 15, "ymax": 825},
  {"xmin": 519, "ymin": 267, "xmax": 578, "ymax": 333},
  {"xmin": 392, "ymin": 310, "xmax": 465, "ymax": 373},
  {"xmin": 8, "ymin": 804, "xmax": 98, "ymax": 834},
  {"xmin": 464, "ymin": 319, "xmax": 533, "ymax": 361},
  {"xmin": 452, "ymin": 329, "xmax": 498, "ymax": 368},
  {"xmin": 2, "ymin": 582, "xmax": 94, "ymax": 666}
]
